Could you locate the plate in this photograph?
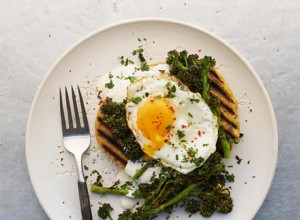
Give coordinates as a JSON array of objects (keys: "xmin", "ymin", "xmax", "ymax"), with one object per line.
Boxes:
[{"xmin": 26, "ymin": 18, "xmax": 278, "ymax": 220}]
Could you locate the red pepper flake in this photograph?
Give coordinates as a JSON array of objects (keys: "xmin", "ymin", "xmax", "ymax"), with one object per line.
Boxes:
[
  {"xmin": 87, "ymin": 81, "xmax": 90, "ymax": 84},
  {"xmin": 164, "ymin": 139, "xmax": 169, "ymax": 143},
  {"xmin": 250, "ymin": 109, "xmax": 253, "ymax": 113},
  {"xmin": 150, "ymin": 99, "xmax": 154, "ymax": 103},
  {"xmin": 61, "ymin": 164, "xmax": 64, "ymax": 166},
  {"xmin": 181, "ymin": 125, "xmax": 187, "ymax": 129},
  {"xmin": 198, "ymin": 131, "xmax": 201, "ymax": 136},
  {"xmin": 168, "ymin": 106, "xmax": 174, "ymax": 112}
]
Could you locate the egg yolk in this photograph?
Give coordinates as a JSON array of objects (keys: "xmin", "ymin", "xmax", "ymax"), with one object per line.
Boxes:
[{"xmin": 137, "ymin": 98, "xmax": 174, "ymax": 156}]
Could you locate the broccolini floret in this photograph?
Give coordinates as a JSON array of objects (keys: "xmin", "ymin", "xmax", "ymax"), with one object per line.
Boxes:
[
  {"xmin": 100, "ymin": 98, "xmax": 143, "ymax": 161},
  {"xmin": 98, "ymin": 203, "xmax": 113, "ymax": 220}
]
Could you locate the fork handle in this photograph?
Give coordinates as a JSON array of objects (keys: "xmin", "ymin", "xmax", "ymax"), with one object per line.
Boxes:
[{"xmin": 78, "ymin": 181, "xmax": 93, "ymax": 220}]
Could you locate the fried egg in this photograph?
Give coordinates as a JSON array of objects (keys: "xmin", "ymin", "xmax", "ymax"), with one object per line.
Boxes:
[{"xmin": 126, "ymin": 73, "xmax": 218, "ymax": 174}]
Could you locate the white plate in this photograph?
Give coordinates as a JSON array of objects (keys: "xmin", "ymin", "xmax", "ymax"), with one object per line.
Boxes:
[{"xmin": 26, "ymin": 18, "xmax": 278, "ymax": 220}]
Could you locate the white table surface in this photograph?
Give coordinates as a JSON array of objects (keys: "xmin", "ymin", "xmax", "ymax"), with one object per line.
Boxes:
[{"xmin": 0, "ymin": 0, "xmax": 299, "ymax": 219}]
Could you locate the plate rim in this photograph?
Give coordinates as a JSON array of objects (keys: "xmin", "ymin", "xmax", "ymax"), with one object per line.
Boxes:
[{"xmin": 26, "ymin": 17, "xmax": 278, "ymax": 219}]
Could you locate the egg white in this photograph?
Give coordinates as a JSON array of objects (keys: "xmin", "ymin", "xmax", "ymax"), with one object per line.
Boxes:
[{"xmin": 126, "ymin": 74, "xmax": 218, "ymax": 174}]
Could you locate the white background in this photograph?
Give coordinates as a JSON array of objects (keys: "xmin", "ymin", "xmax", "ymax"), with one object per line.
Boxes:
[{"xmin": 0, "ymin": 0, "xmax": 299, "ymax": 219}]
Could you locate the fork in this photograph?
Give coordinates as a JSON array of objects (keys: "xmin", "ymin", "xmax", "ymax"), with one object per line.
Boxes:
[{"xmin": 59, "ymin": 86, "xmax": 93, "ymax": 220}]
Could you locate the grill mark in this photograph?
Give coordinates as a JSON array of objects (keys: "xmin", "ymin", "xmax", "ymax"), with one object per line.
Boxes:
[
  {"xmin": 97, "ymin": 126, "xmax": 124, "ymax": 153},
  {"xmin": 221, "ymin": 113, "xmax": 238, "ymax": 129},
  {"xmin": 101, "ymin": 143, "xmax": 127, "ymax": 167},
  {"xmin": 225, "ymin": 131, "xmax": 235, "ymax": 140},
  {"xmin": 210, "ymin": 82, "xmax": 234, "ymax": 103},
  {"xmin": 220, "ymin": 102, "xmax": 235, "ymax": 116},
  {"xmin": 209, "ymin": 70, "xmax": 223, "ymax": 83}
]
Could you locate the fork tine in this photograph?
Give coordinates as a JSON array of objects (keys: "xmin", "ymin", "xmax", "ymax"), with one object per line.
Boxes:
[
  {"xmin": 65, "ymin": 87, "xmax": 73, "ymax": 129},
  {"xmin": 59, "ymin": 89, "xmax": 67, "ymax": 134},
  {"xmin": 77, "ymin": 85, "xmax": 89, "ymax": 132},
  {"xmin": 71, "ymin": 86, "xmax": 81, "ymax": 128}
]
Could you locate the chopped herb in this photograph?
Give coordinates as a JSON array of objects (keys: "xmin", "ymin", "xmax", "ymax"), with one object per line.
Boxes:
[
  {"xmin": 132, "ymin": 48, "xmax": 144, "ymax": 55},
  {"xmin": 145, "ymin": 92, "xmax": 149, "ymax": 97},
  {"xmin": 165, "ymin": 85, "xmax": 176, "ymax": 98},
  {"xmin": 60, "ymin": 158, "xmax": 63, "ymax": 161},
  {"xmin": 140, "ymin": 61, "xmax": 150, "ymax": 71},
  {"xmin": 182, "ymin": 155, "xmax": 189, "ymax": 163},
  {"xmin": 108, "ymin": 73, "xmax": 113, "ymax": 79},
  {"xmin": 176, "ymin": 154, "xmax": 179, "ymax": 160},
  {"xmin": 177, "ymin": 130, "xmax": 185, "ymax": 139},
  {"xmin": 97, "ymin": 91, "xmax": 102, "ymax": 99},
  {"xmin": 188, "ymin": 98, "xmax": 200, "ymax": 103},
  {"xmin": 84, "ymin": 165, "xmax": 89, "ymax": 170},
  {"xmin": 131, "ymin": 97, "xmax": 142, "ymax": 104},
  {"xmin": 166, "ymin": 82, "xmax": 171, "ymax": 87},
  {"xmin": 120, "ymin": 56, "xmax": 133, "ymax": 66},
  {"xmin": 125, "ymin": 76, "xmax": 136, "ymax": 83},
  {"xmin": 187, "ymin": 148, "xmax": 197, "ymax": 157},
  {"xmin": 188, "ymin": 112, "xmax": 193, "ymax": 118},
  {"xmin": 105, "ymin": 80, "xmax": 114, "ymax": 89},
  {"xmin": 154, "ymin": 95, "xmax": 162, "ymax": 99}
]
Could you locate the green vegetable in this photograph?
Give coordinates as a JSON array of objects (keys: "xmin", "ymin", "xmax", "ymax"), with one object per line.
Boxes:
[
  {"xmin": 93, "ymin": 152, "xmax": 234, "ymax": 219},
  {"xmin": 166, "ymin": 50, "xmax": 232, "ymax": 158},
  {"xmin": 209, "ymin": 96, "xmax": 231, "ymax": 158},
  {"xmin": 98, "ymin": 203, "xmax": 113, "ymax": 220},
  {"xmin": 132, "ymin": 161, "xmax": 153, "ymax": 180},
  {"xmin": 91, "ymin": 183, "xmax": 145, "ymax": 198},
  {"xmin": 100, "ymin": 99, "xmax": 143, "ymax": 161},
  {"xmin": 166, "ymin": 50, "xmax": 215, "ymax": 95}
]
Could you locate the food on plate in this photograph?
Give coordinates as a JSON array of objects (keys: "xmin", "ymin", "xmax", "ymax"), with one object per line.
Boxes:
[{"xmin": 93, "ymin": 48, "xmax": 240, "ymax": 219}]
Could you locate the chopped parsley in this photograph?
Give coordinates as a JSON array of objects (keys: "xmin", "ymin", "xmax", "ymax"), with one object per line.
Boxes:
[
  {"xmin": 84, "ymin": 165, "xmax": 89, "ymax": 170},
  {"xmin": 145, "ymin": 92, "xmax": 149, "ymax": 97},
  {"xmin": 177, "ymin": 130, "xmax": 185, "ymax": 139},
  {"xmin": 131, "ymin": 97, "xmax": 142, "ymax": 104},
  {"xmin": 108, "ymin": 73, "xmax": 113, "ymax": 79},
  {"xmin": 132, "ymin": 48, "xmax": 144, "ymax": 55},
  {"xmin": 188, "ymin": 98, "xmax": 200, "ymax": 103},
  {"xmin": 188, "ymin": 112, "xmax": 193, "ymax": 118},
  {"xmin": 105, "ymin": 79, "xmax": 114, "ymax": 89},
  {"xmin": 125, "ymin": 76, "xmax": 136, "ymax": 83},
  {"xmin": 140, "ymin": 61, "xmax": 150, "ymax": 71},
  {"xmin": 165, "ymin": 85, "xmax": 176, "ymax": 98},
  {"xmin": 120, "ymin": 56, "xmax": 134, "ymax": 66},
  {"xmin": 97, "ymin": 91, "xmax": 102, "ymax": 99}
]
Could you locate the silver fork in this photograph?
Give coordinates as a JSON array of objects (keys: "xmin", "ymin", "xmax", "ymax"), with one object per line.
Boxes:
[{"xmin": 59, "ymin": 86, "xmax": 93, "ymax": 220}]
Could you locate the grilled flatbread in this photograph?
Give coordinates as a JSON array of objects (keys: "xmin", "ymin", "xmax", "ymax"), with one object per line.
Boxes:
[
  {"xmin": 209, "ymin": 68, "xmax": 240, "ymax": 140},
  {"xmin": 95, "ymin": 67, "xmax": 240, "ymax": 169}
]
